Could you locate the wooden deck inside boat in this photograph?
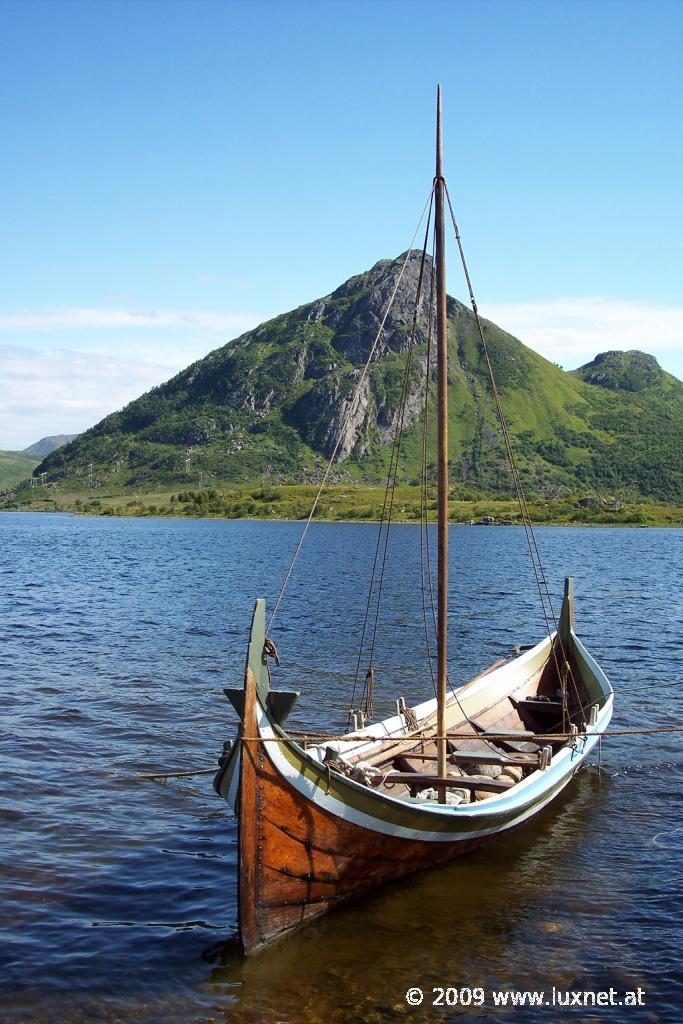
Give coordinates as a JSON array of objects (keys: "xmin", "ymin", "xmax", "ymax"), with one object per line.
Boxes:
[{"xmin": 317, "ymin": 641, "xmax": 587, "ymax": 804}]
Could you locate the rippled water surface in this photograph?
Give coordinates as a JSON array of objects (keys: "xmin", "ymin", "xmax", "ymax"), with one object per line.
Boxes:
[{"xmin": 1, "ymin": 514, "xmax": 681, "ymax": 1023}]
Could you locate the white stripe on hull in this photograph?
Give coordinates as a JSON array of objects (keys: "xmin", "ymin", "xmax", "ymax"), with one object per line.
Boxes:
[{"xmin": 257, "ymin": 694, "xmax": 613, "ymax": 844}]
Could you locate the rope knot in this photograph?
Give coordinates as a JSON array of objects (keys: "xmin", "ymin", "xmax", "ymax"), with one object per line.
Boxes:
[{"xmin": 263, "ymin": 637, "xmax": 280, "ymax": 667}]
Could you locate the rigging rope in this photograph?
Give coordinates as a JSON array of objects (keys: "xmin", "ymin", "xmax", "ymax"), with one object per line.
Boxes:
[
  {"xmin": 139, "ymin": 723, "xmax": 683, "ymax": 780},
  {"xmin": 267, "ymin": 188, "xmax": 436, "ymax": 634},
  {"xmin": 266, "ymin": 174, "xmax": 612, "ymax": 738},
  {"xmin": 356, "ymin": 216, "xmax": 435, "ymax": 719},
  {"xmin": 242, "ymin": 724, "xmax": 683, "ymax": 743},
  {"xmin": 345, "ymin": 207, "xmax": 522, "ymax": 760},
  {"xmin": 443, "ymin": 182, "xmax": 586, "ymax": 726},
  {"xmin": 347, "ymin": 194, "xmax": 435, "ymax": 721},
  {"xmin": 412, "ymin": 216, "xmax": 509, "ymax": 757}
]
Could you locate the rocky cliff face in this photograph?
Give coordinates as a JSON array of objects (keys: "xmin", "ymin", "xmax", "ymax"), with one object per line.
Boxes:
[
  {"xmin": 287, "ymin": 253, "xmax": 436, "ymax": 458},
  {"xmin": 320, "ymin": 252, "xmax": 436, "ymax": 361}
]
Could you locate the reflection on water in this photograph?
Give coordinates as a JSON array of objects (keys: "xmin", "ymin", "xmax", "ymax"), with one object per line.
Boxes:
[
  {"xmin": 0, "ymin": 515, "xmax": 681, "ymax": 1023},
  {"xmin": 203, "ymin": 777, "xmax": 606, "ymax": 1022}
]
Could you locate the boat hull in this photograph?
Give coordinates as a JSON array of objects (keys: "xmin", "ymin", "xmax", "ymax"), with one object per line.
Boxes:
[
  {"xmin": 216, "ymin": 595, "xmax": 613, "ymax": 956},
  {"xmin": 239, "ymin": 719, "xmax": 489, "ymax": 954}
]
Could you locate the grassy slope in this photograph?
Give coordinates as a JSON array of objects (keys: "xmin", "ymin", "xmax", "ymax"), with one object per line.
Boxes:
[{"xmin": 0, "ymin": 451, "xmax": 40, "ymax": 489}]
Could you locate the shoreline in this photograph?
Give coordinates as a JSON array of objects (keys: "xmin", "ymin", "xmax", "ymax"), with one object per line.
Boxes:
[
  {"xmin": 3, "ymin": 482, "xmax": 681, "ymax": 528},
  {"xmin": 1, "ymin": 506, "xmax": 679, "ymax": 528}
]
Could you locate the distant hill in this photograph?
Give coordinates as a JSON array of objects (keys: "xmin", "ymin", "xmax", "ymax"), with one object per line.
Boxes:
[
  {"xmin": 571, "ymin": 350, "xmax": 667, "ymax": 392},
  {"xmin": 33, "ymin": 252, "xmax": 683, "ymax": 502},
  {"xmin": 0, "ymin": 451, "xmax": 40, "ymax": 490},
  {"xmin": 23, "ymin": 434, "xmax": 78, "ymax": 457},
  {"xmin": 0, "ymin": 435, "xmax": 78, "ymax": 490}
]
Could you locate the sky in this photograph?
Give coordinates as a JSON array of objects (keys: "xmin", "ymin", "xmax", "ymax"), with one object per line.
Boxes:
[{"xmin": 1, "ymin": 0, "xmax": 681, "ymax": 449}]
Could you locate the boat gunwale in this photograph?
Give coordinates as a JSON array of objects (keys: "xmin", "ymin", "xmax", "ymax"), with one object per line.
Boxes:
[
  {"xmin": 254, "ymin": 639, "xmax": 614, "ymax": 832},
  {"xmin": 274, "ymin": 626, "xmax": 612, "ymax": 768},
  {"xmin": 320, "ymin": 629, "xmax": 559, "ymax": 759},
  {"xmin": 261, "ymin": 698, "xmax": 613, "ymax": 821}
]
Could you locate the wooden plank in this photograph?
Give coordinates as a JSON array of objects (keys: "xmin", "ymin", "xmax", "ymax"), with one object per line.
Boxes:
[
  {"xmin": 470, "ymin": 700, "xmax": 527, "ymax": 733},
  {"xmin": 355, "ymin": 734, "xmax": 439, "ymax": 769},
  {"xmin": 559, "ymin": 576, "xmax": 575, "ymax": 641},
  {"xmin": 461, "ymin": 666, "xmax": 545, "ymax": 729},
  {"xmin": 395, "ymin": 756, "xmax": 434, "ymax": 774},
  {"xmin": 356, "ymin": 738, "xmax": 423, "ymax": 769},
  {"xmin": 452, "ymin": 750, "xmax": 537, "ymax": 767},
  {"xmin": 497, "ymin": 738, "xmax": 544, "ymax": 754},
  {"xmin": 468, "ymin": 718, "xmax": 543, "ymax": 753},
  {"xmin": 244, "ymin": 732, "xmax": 488, "ymax": 951},
  {"xmin": 399, "ymin": 751, "xmax": 538, "ymax": 768},
  {"xmin": 370, "ymin": 772, "xmax": 515, "ymax": 793}
]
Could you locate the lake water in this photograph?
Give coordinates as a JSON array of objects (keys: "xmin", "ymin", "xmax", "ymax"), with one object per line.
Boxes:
[{"xmin": 1, "ymin": 513, "xmax": 681, "ymax": 1023}]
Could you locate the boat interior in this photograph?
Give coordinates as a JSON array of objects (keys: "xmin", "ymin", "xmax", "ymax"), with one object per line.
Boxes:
[{"xmin": 319, "ymin": 639, "xmax": 600, "ymax": 805}]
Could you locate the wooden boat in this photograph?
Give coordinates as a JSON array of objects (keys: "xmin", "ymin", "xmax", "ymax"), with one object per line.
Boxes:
[{"xmin": 214, "ymin": 89, "xmax": 614, "ymax": 956}]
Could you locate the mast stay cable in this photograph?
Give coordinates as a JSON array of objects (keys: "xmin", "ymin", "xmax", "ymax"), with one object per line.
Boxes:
[
  {"xmin": 444, "ymin": 183, "xmax": 585, "ymax": 724},
  {"xmin": 267, "ymin": 188, "xmax": 435, "ymax": 634},
  {"xmin": 349, "ymin": 197, "xmax": 436, "ymax": 723},
  {"xmin": 267, "ymin": 153, "xmax": 586, "ymax": 731}
]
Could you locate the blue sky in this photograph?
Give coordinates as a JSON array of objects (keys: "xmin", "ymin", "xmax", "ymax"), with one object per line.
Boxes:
[{"xmin": 1, "ymin": 0, "xmax": 681, "ymax": 448}]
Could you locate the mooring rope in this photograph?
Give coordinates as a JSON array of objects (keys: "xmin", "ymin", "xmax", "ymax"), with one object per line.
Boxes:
[
  {"xmin": 242, "ymin": 725, "xmax": 683, "ymax": 743},
  {"xmin": 138, "ymin": 724, "xmax": 683, "ymax": 779}
]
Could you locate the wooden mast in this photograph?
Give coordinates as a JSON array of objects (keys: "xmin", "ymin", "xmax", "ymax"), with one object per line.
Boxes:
[{"xmin": 435, "ymin": 85, "xmax": 449, "ymax": 797}]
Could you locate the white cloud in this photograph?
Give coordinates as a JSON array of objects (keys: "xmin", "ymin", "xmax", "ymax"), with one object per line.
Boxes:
[
  {"xmin": 0, "ymin": 339, "xmax": 229, "ymax": 451},
  {"xmin": 2, "ymin": 297, "xmax": 681, "ymax": 453},
  {"xmin": 483, "ymin": 297, "xmax": 683, "ymax": 372},
  {"xmin": 0, "ymin": 307, "xmax": 260, "ymax": 334},
  {"xmin": 0, "ymin": 305, "xmax": 266, "ymax": 450}
]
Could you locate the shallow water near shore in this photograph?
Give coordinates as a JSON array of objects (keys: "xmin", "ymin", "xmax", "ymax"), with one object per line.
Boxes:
[{"xmin": 1, "ymin": 514, "xmax": 681, "ymax": 1023}]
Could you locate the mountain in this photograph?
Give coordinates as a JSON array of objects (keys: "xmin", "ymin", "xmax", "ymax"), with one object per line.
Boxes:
[
  {"xmin": 571, "ymin": 350, "xmax": 666, "ymax": 392},
  {"xmin": 23, "ymin": 434, "xmax": 78, "ymax": 457},
  {"xmin": 34, "ymin": 253, "xmax": 683, "ymax": 502}
]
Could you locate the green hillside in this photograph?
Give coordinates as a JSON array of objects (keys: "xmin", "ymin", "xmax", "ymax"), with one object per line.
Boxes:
[
  {"xmin": 0, "ymin": 451, "xmax": 40, "ymax": 490},
  {"xmin": 25, "ymin": 252, "xmax": 683, "ymax": 503}
]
